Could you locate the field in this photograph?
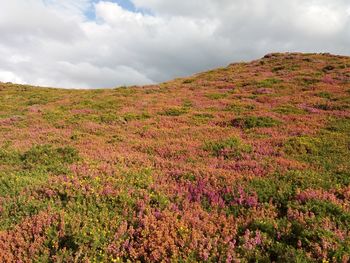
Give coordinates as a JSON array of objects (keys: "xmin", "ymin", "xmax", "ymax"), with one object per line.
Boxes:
[{"xmin": 0, "ymin": 53, "xmax": 350, "ymax": 262}]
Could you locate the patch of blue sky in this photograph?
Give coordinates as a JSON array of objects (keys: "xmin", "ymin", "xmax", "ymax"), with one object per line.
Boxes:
[{"xmin": 85, "ymin": 0, "xmax": 151, "ymax": 20}]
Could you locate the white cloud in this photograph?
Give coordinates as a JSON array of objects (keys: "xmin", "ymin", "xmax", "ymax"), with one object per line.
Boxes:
[
  {"xmin": 95, "ymin": 1, "xmax": 152, "ymax": 25},
  {"xmin": 43, "ymin": 0, "xmax": 92, "ymax": 17},
  {"xmin": 0, "ymin": 0, "xmax": 349, "ymax": 88},
  {"xmin": 0, "ymin": 70, "xmax": 23, "ymax": 84},
  {"xmin": 295, "ymin": 4, "xmax": 346, "ymax": 37},
  {"xmin": 9, "ymin": 55, "xmax": 31, "ymax": 64}
]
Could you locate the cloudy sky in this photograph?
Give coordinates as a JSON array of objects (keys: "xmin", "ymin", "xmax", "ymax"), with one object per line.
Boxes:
[{"xmin": 0, "ymin": 0, "xmax": 349, "ymax": 88}]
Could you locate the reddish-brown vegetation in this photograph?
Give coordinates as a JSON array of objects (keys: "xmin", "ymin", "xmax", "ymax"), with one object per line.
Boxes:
[{"xmin": 0, "ymin": 52, "xmax": 349, "ymax": 262}]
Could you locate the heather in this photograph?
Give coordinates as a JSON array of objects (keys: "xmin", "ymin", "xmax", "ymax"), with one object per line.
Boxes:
[{"xmin": 0, "ymin": 52, "xmax": 349, "ymax": 262}]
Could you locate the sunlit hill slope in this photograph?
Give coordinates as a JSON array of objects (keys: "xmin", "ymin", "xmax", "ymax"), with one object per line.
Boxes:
[{"xmin": 0, "ymin": 52, "xmax": 350, "ymax": 262}]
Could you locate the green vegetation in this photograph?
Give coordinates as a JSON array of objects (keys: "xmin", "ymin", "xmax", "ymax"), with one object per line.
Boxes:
[
  {"xmin": 21, "ymin": 145, "xmax": 79, "ymax": 173},
  {"xmin": 317, "ymin": 91, "xmax": 333, "ymax": 99},
  {"xmin": 0, "ymin": 53, "xmax": 350, "ymax": 262},
  {"xmin": 314, "ymin": 103, "xmax": 349, "ymax": 111},
  {"xmin": 205, "ymin": 93, "xmax": 227, "ymax": 100},
  {"xmin": 273, "ymin": 105, "xmax": 306, "ymax": 115},
  {"xmin": 203, "ymin": 137, "xmax": 252, "ymax": 159},
  {"xmin": 183, "ymin": 78, "xmax": 195, "ymax": 84},
  {"xmin": 258, "ymin": 78, "xmax": 282, "ymax": 87},
  {"xmin": 123, "ymin": 112, "xmax": 151, "ymax": 121},
  {"xmin": 159, "ymin": 107, "xmax": 188, "ymax": 116},
  {"xmin": 232, "ymin": 116, "xmax": 281, "ymax": 129},
  {"xmin": 225, "ymin": 103, "xmax": 255, "ymax": 113}
]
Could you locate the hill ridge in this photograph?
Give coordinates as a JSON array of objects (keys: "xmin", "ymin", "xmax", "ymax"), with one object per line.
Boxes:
[{"xmin": 1, "ymin": 52, "xmax": 349, "ymax": 90}]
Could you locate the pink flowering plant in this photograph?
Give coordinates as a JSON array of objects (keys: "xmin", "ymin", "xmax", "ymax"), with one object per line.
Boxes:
[{"xmin": 0, "ymin": 53, "xmax": 350, "ymax": 262}]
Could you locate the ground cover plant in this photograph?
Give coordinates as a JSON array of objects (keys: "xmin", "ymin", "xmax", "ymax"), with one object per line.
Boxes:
[{"xmin": 0, "ymin": 53, "xmax": 349, "ymax": 262}]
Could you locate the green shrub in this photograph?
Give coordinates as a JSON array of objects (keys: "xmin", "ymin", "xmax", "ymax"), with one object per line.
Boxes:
[
  {"xmin": 0, "ymin": 169, "xmax": 48, "ymax": 197},
  {"xmin": 123, "ymin": 168, "xmax": 153, "ymax": 190},
  {"xmin": 205, "ymin": 93, "xmax": 227, "ymax": 100},
  {"xmin": 0, "ymin": 195, "xmax": 48, "ymax": 230},
  {"xmin": 182, "ymin": 99, "xmax": 193, "ymax": 108},
  {"xmin": 192, "ymin": 113, "xmax": 214, "ymax": 121},
  {"xmin": 322, "ymin": 65, "xmax": 335, "ymax": 72},
  {"xmin": 21, "ymin": 145, "xmax": 79, "ymax": 174},
  {"xmin": 265, "ymin": 243, "xmax": 311, "ymax": 263},
  {"xmin": 99, "ymin": 113, "xmax": 118, "ymax": 124},
  {"xmin": 150, "ymin": 190, "xmax": 170, "ymax": 209},
  {"xmin": 114, "ymin": 87, "xmax": 137, "ymax": 97},
  {"xmin": 123, "ymin": 112, "xmax": 150, "ymax": 122},
  {"xmin": 314, "ymin": 103, "xmax": 349, "ymax": 111},
  {"xmin": 284, "ymin": 124, "xmax": 350, "ymax": 182},
  {"xmin": 272, "ymin": 66, "xmax": 285, "ymax": 72},
  {"xmin": 247, "ymin": 176, "xmax": 293, "ymax": 205},
  {"xmin": 284, "ymin": 137, "xmax": 319, "ymax": 156},
  {"xmin": 0, "ymin": 147, "xmax": 21, "ymax": 166},
  {"xmin": 317, "ymin": 92, "xmax": 332, "ymax": 99},
  {"xmin": 249, "ymin": 219, "xmax": 276, "ymax": 238},
  {"xmin": 326, "ymin": 117, "xmax": 350, "ymax": 132},
  {"xmin": 203, "ymin": 137, "xmax": 252, "ymax": 159},
  {"xmin": 280, "ymin": 169, "xmax": 334, "ymax": 191},
  {"xmin": 225, "ymin": 103, "xmax": 255, "ymax": 113},
  {"xmin": 305, "ymin": 200, "xmax": 350, "ymax": 226},
  {"xmin": 43, "ymin": 110, "xmax": 66, "ymax": 124},
  {"xmin": 160, "ymin": 107, "xmax": 188, "ymax": 116},
  {"xmin": 232, "ymin": 116, "xmax": 281, "ymax": 129},
  {"xmin": 258, "ymin": 78, "xmax": 282, "ymax": 87},
  {"xmin": 44, "ymin": 195, "xmax": 123, "ymax": 261},
  {"xmin": 183, "ymin": 79, "xmax": 194, "ymax": 84},
  {"xmin": 301, "ymin": 77, "xmax": 319, "ymax": 86},
  {"xmin": 273, "ymin": 105, "xmax": 305, "ymax": 115}
]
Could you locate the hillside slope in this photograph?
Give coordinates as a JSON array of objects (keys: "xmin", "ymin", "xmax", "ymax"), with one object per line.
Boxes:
[{"xmin": 0, "ymin": 53, "xmax": 350, "ymax": 262}]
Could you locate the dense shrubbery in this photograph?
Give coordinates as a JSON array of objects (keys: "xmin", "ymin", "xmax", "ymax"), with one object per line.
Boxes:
[
  {"xmin": 203, "ymin": 137, "xmax": 252, "ymax": 159},
  {"xmin": 21, "ymin": 145, "xmax": 79, "ymax": 169},
  {"xmin": 273, "ymin": 105, "xmax": 306, "ymax": 115},
  {"xmin": 0, "ymin": 53, "xmax": 349, "ymax": 262},
  {"xmin": 231, "ymin": 116, "xmax": 281, "ymax": 129},
  {"xmin": 159, "ymin": 107, "xmax": 188, "ymax": 116}
]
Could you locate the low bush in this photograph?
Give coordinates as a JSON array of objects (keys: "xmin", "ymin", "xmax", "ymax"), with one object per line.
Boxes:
[
  {"xmin": 21, "ymin": 145, "xmax": 79, "ymax": 174},
  {"xmin": 205, "ymin": 93, "xmax": 227, "ymax": 100},
  {"xmin": 273, "ymin": 105, "xmax": 306, "ymax": 115},
  {"xmin": 225, "ymin": 103, "xmax": 255, "ymax": 113},
  {"xmin": 123, "ymin": 112, "xmax": 150, "ymax": 122},
  {"xmin": 160, "ymin": 107, "xmax": 188, "ymax": 116},
  {"xmin": 258, "ymin": 78, "xmax": 282, "ymax": 87},
  {"xmin": 232, "ymin": 116, "xmax": 281, "ymax": 129},
  {"xmin": 203, "ymin": 137, "xmax": 252, "ymax": 159}
]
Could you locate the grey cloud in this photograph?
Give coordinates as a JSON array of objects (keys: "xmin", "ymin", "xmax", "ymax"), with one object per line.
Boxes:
[
  {"xmin": 0, "ymin": 1, "xmax": 84, "ymax": 44},
  {"xmin": 0, "ymin": 0, "xmax": 349, "ymax": 88}
]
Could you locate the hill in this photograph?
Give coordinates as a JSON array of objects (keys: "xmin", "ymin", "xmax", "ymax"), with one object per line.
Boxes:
[{"xmin": 0, "ymin": 53, "xmax": 350, "ymax": 262}]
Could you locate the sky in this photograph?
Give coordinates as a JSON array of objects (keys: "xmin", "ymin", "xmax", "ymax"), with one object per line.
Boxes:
[{"xmin": 0, "ymin": 0, "xmax": 349, "ymax": 89}]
